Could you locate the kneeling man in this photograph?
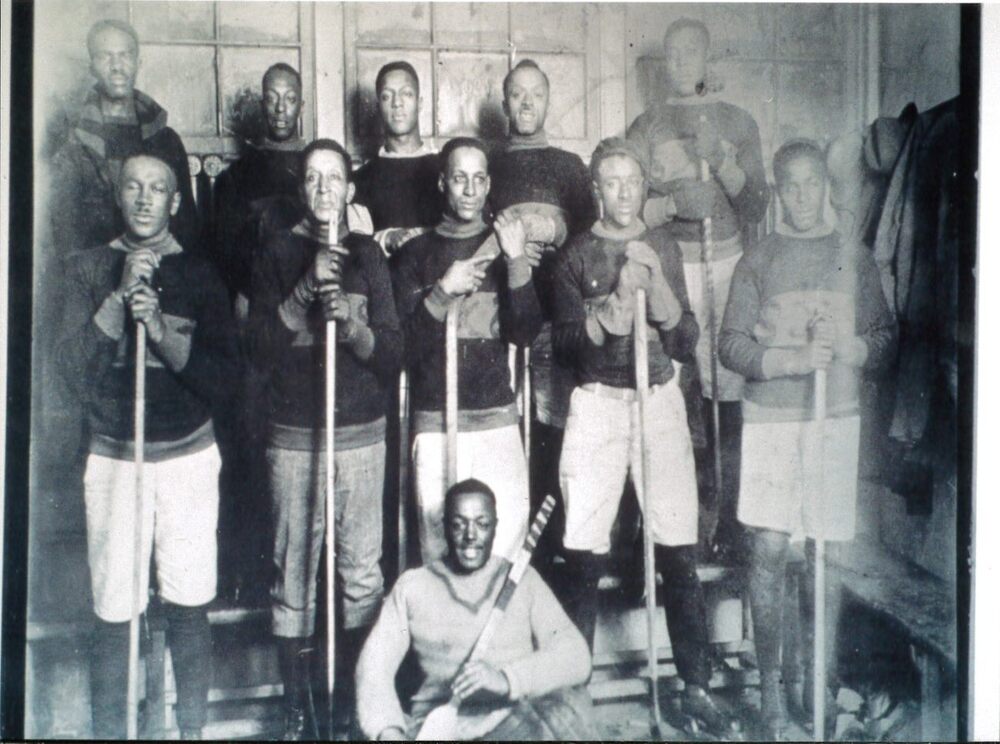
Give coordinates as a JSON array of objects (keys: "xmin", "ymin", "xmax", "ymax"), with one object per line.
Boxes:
[{"xmin": 356, "ymin": 479, "xmax": 596, "ymax": 741}]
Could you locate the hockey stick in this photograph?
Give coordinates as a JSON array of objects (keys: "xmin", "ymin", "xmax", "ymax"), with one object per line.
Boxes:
[
  {"xmin": 126, "ymin": 323, "xmax": 146, "ymax": 740},
  {"xmin": 445, "ymin": 300, "xmax": 460, "ymax": 487},
  {"xmin": 700, "ymin": 157, "xmax": 724, "ymax": 543},
  {"xmin": 634, "ymin": 289, "xmax": 664, "ymax": 735},
  {"xmin": 324, "ymin": 216, "xmax": 340, "ymax": 738},
  {"xmin": 812, "ymin": 367, "xmax": 828, "ymax": 741},
  {"xmin": 415, "ymin": 494, "xmax": 558, "ymax": 740}
]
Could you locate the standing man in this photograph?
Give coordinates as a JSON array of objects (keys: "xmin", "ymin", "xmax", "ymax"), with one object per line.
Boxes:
[
  {"xmin": 394, "ymin": 138, "xmax": 542, "ymax": 566},
  {"xmin": 250, "ymin": 139, "xmax": 403, "ymax": 739},
  {"xmin": 50, "ymin": 19, "xmax": 199, "ymax": 255},
  {"xmin": 627, "ymin": 18, "xmax": 769, "ymax": 562},
  {"xmin": 489, "ymin": 59, "xmax": 596, "ymax": 575},
  {"xmin": 56, "ymin": 154, "xmax": 238, "ymax": 740}
]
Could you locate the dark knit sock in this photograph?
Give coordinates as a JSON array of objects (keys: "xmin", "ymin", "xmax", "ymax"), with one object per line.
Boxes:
[
  {"xmin": 278, "ymin": 636, "xmax": 313, "ymax": 711},
  {"xmin": 655, "ymin": 544, "xmax": 712, "ymax": 687},
  {"xmin": 164, "ymin": 602, "xmax": 212, "ymax": 733},
  {"xmin": 748, "ymin": 529, "xmax": 790, "ymax": 674},
  {"xmin": 90, "ymin": 618, "xmax": 130, "ymax": 739},
  {"xmin": 560, "ymin": 549, "xmax": 604, "ymax": 651}
]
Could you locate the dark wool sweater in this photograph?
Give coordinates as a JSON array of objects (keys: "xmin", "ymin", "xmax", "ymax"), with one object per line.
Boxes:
[
  {"xmin": 352, "ymin": 153, "xmax": 444, "ymax": 233},
  {"xmin": 249, "ymin": 229, "xmax": 403, "ymax": 449},
  {"xmin": 626, "ymin": 99, "xmax": 768, "ymax": 243},
  {"xmin": 210, "ymin": 145, "xmax": 301, "ymax": 296},
  {"xmin": 57, "ymin": 242, "xmax": 239, "ymax": 461},
  {"xmin": 49, "ymin": 88, "xmax": 200, "ymax": 255},
  {"xmin": 719, "ymin": 230, "xmax": 896, "ymax": 423},
  {"xmin": 489, "ymin": 146, "xmax": 596, "ymax": 319},
  {"xmin": 393, "ymin": 229, "xmax": 542, "ymax": 431},
  {"xmin": 552, "ymin": 226, "xmax": 698, "ymax": 389}
]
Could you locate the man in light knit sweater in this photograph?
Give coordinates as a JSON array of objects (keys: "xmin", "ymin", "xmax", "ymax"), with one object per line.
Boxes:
[
  {"xmin": 394, "ymin": 137, "xmax": 542, "ymax": 566},
  {"xmin": 627, "ymin": 18, "xmax": 769, "ymax": 563},
  {"xmin": 356, "ymin": 478, "xmax": 595, "ymax": 740},
  {"xmin": 249, "ymin": 139, "xmax": 403, "ymax": 739},
  {"xmin": 553, "ymin": 138, "xmax": 741, "ymax": 737},
  {"xmin": 56, "ymin": 154, "xmax": 239, "ymax": 740},
  {"xmin": 719, "ymin": 140, "xmax": 895, "ymax": 740},
  {"xmin": 489, "ymin": 58, "xmax": 596, "ymax": 576}
]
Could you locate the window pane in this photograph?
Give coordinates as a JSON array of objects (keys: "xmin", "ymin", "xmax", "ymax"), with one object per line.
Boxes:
[
  {"xmin": 529, "ymin": 54, "xmax": 586, "ymax": 140},
  {"xmin": 220, "ymin": 1, "xmax": 299, "ymax": 43},
  {"xmin": 220, "ymin": 47, "xmax": 300, "ymax": 142},
  {"xmin": 435, "ymin": 52, "xmax": 507, "ymax": 138},
  {"xmin": 140, "ymin": 44, "xmax": 216, "ymax": 136},
  {"xmin": 132, "ymin": 1, "xmax": 214, "ymax": 41},
  {"xmin": 432, "ymin": 3, "xmax": 508, "ymax": 48},
  {"xmin": 355, "ymin": 3, "xmax": 431, "ymax": 46},
  {"xmin": 355, "ymin": 49, "xmax": 434, "ymax": 155},
  {"xmin": 511, "ymin": 4, "xmax": 586, "ymax": 52}
]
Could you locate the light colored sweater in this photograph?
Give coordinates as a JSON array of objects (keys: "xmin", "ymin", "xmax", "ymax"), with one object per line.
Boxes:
[{"xmin": 355, "ymin": 555, "xmax": 591, "ymax": 739}]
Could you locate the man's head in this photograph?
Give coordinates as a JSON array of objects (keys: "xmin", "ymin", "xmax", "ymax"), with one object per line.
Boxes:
[
  {"xmin": 87, "ymin": 19, "xmax": 140, "ymax": 102},
  {"xmin": 117, "ymin": 154, "xmax": 180, "ymax": 241},
  {"xmin": 590, "ymin": 138, "xmax": 647, "ymax": 231},
  {"xmin": 376, "ymin": 61, "xmax": 421, "ymax": 138},
  {"xmin": 262, "ymin": 63, "xmax": 303, "ymax": 142},
  {"xmin": 438, "ymin": 138, "xmax": 490, "ymax": 223},
  {"xmin": 300, "ymin": 139, "xmax": 354, "ymax": 225},
  {"xmin": 444, "ymin": 479, "xmax": 498, "ymax": 574},
  {"xmin": 502, "ymin": 59, "xmax": 549, "ymax": 137},
  {"xmin": 774, "ymin": 139, "xmax": 828, "ymax": 233},
  {"xmin": 663, "ymin": 18, "xmax": 709, "ymax": 98}
]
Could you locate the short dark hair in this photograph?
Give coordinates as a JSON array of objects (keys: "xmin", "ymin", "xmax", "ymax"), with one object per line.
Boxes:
[
  {"xmin": 375, "ymin": 61, "xmax": 420, "ymax": 95},
  {"xmin": 439, "ymin": 137, "xmax": 489, "ymax": 176},
  {"xmin": 444, "ymin": 478, "xmax": 497, "ymax": 517},
  {"xmin": 120, "ymin": 153, "xmax": 178, "ymax": 193},
  {"xmin": 301, "ymin": 138, "xmax": 353, "ymax": 181},
  {"xmin": 773, "ymin": 138, "xmax": 827, "ymax": 186},
  {"xmin": 87, "ymin": 19, "xmax": 139, "ymax": 57},
  {"xmin": 502, "ymin": 58, "xmax": 550, "ymax": 100},
  {"xmin": 262, "ymin": 62, "xmax": 302, "ymax": 92},
  {"xmin": 663, "ymin": 18, "xmax": 710, "ymax": 49},
  {"xmin": 589, "ymin": 137, "xmax": 648, "ymax": 182}
]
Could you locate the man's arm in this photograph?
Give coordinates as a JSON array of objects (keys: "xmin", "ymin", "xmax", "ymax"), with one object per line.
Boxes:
[
  {"xmin": 551, "ymin": 244, "xmax": 608, "ymax": 363},
  {"xmin": 565, "ymin": 153, "xmax": 598, "ymax": 236},
  {"xmin": 655, "ymin": 237, "xmax": 699, "ymax": 363},
  {"xmin": 356, "ymin": 239, "xmax": 404, "ymax": 385},
  {"xmin": 392, "ymin": 238, "xmax": 446, "ymax": 369},
  {"xmin": 718, "ymin": 254, "xmax": 769, "ymax": 379},
  {"xmin": 727, "ymin": 112, "xmax": 769, "ymax": 227},
  {"xmin": 356, "ymin": 581, "xmax": 414, "ymax": 740},
  {"xmin": 852, "ymin": 247, "xmax": 897, "ymax": 374},
  {"xmin": 247, "ymin": 238, "xmax": 299, "ymax": 379},
  {"xmin": 498, "ymin": 251, "xmax": 543, "ymax": 347}
]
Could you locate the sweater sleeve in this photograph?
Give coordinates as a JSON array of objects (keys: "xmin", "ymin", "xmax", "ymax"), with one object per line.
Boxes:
[
  {"xmin": 551, "ymin": 245, "xmax": 594, "ymax": 368},
  {"xmin": 565, "ymin": 154, "xmax": 597, "ymax": 237},
  {"xmin": 359, "ymin": 240, "xmax": 404, "ymax": 386},
  {"xmin": 656, "ymin": 236, "xmax": 699, "ymax": 363},
  {"xmin": 247, "ymin": 236, "xmax": 298, "ymax": 379},
  {"xmin": 499, "ymin": 570, "xmax": 591, "ymax": 701},
  {"xmin": 55, "ymin": 252, "xmax": 121, "ymax": 401},
  {"xmin": 718, "ymin": 252, "xmax": 769, "ymax": 380},
  {"xmin": 355, "ymin": 579, "xmax": 413, "ymax": 739},
  {"xmin": 729, "ymin": 111, "xmax": 769, "ymax": 228},
  {"xmin": 393, "ymin": 238, "xmax": 446, "ymax": 369},
  {"xmin": 162, "ymin": 260, "xmax": 241, "ymax": 405},
  {"xmin": 855, "ymin": 247, "xmax": 897, "ymax": 375},
  {"xmin": 498, "ymin": 257, "xmax": 543, "ymax": 348}
]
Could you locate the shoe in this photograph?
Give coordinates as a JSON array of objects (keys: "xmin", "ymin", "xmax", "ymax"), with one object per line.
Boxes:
[
  {"xmin": 282, "ymin": 705, "xmax": 308, "ymax": 742},
  {"xmin": 179, "ymin": 728, "xmax": 203, "ymax": 740},
  {"xmin": 681, "ymin": 685, "xmax": 744, "ymax": 740}
]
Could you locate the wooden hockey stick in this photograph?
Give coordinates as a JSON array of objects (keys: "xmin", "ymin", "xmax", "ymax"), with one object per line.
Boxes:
[
  {"xmin": 700, "ymin": 157, "xmax": 724, "ymax": 539},
  {"xmin": 126, "ymin": 323, "xmax": 146, "ymax": 740},
  {"xmin": 324, "ymin": 217, "xmax": 339, "ymax": 738},
  {"xmin": 634, "ymin": 289, "xmax": 664, "ymax": 735},
  {"xmin": 812, "ymin": 367, "xmax": 828, "ymax": 741},
  {"xmin": 415, "ymin": 494, "xmax": 558, "ymax": 740},
  {"xmin": 445, "ymin": 300, "xmax": 460, "ymax": 487}
]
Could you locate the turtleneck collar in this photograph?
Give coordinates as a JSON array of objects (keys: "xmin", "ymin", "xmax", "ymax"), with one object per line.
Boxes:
[
  {"xmin": 435, "ymin": 210, "xmax": 489, "ymax": 240},
  {"xmin": 662, "ymin": 88, "xmax": 722, "ymax": 107},
  {"xmin": 591, "ymin": 219, "xmax": 647, "ymax": 242},
  {"xmin": 259, "ymin": 135, "xmax": 305, "ymax": 153},
  {"xmin": 111, "ymin": 230, "xmax": 183, "ymax": 256},
  {"xmin": 506, "ymin": 129, "xmax": 549, "ymax": 152},
  {"xmin": 378, "ymin": 140, "xmax": 436, "ymax": 159},
  {"xmin": 775, "ymin": 220, "xmax": 835, "ymax": 239},
  {"xmin": 291, "ymin": 216, "xmax": 350, "ymax": 244}
]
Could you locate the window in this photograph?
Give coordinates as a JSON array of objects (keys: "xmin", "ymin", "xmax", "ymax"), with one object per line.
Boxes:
[
  {"xmin": 128, "ymin": 1, "xmax": 315, "ymax": 155},
  {"xmin": 343, "ymin": 2, "xmax": 600, "ymax": 160}
]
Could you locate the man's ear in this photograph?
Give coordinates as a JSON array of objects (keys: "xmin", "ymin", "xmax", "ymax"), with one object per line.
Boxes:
[
  {"xmin": 502, "ymin": 99, "xmax": 510, "ymax": 120},
  {"xmin": 483, "ymin": 174, "xmax": 491, "ymax": 197},
  {"xmin": 418, "ymin": 94, "xmax": 424, "ymax": 114},
  {"xmin": 169, "ymin": 191, "xmax": 181, "ymax": 217},
  {"xmin": 438, "ymin": 173, "xmax": 446, "ymax": 195},
  {"xmin": 346, "ymin": 182, "xmax": 356, "ymax": 205}
]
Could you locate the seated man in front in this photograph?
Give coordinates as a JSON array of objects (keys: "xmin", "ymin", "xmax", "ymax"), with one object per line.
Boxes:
[{"xmin": 355, "ymin": 478, "xmax": 596, "ymax": 741}]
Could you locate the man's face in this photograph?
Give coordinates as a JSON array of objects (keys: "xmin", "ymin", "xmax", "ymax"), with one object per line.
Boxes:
[
  {"xmin": 378, "ymin": 69, "xmax": 421, "ymax": 137},
  {"xmin": 439, "ymin": 147, "xmax": 490, "ymax": 222},
  {"xmin": 263, "ymin": 70, "xmax": 303, "ymax": 142},
  {"xmin": 664, "ymin": 27, "xmax": 707, "ymax": 97},
  {"xmin": 301, "ymin": 149, "xmax": 355, "ymax": 224},
  {"xmin": 594, "ymin": 155, "xmax": 645, "ymax": 230},
  {"xmin": 504, "ymin": 66, "xmax": 549, "ymax": 136},
  {"xmin": 777, "ymin": 156, "xmax": 827, "ymax": 233},
  {"xmin": 89, "ymin": 26, "xmax": 139, "ymax": 101},
  {"xmin": 117, "ymin": 156, "xmax": 180, "ymax": 241},
  {"xmin": 445, "ymin": 491, "xmax": 497, "ymax": 574}
]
